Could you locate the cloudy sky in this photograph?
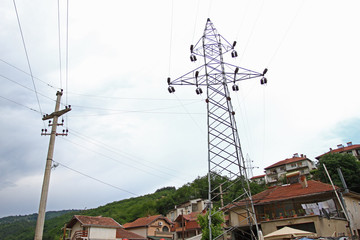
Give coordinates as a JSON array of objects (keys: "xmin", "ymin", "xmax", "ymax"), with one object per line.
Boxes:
[{"xmin": 1, "ymin": 0, "xmax": 360, "ymax": 218}]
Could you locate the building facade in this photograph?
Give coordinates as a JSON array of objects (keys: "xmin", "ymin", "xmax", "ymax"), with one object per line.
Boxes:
[
  {"xmin": 226, "ymin": 178, "xmax": 360, "ymax": 239},
  {"xmin": 123, "ymin": 215, "xmax": 174, "ymax": 240},
  {"xmin": 166, "ymin": 199, "xmax": 207, "ymax": 222},
  {"xmin": 316, "ymin": 142, "xmax": 360, "ymax": 161},
  {"xmin": 265, "ymin": 153, "xmax": 315, "ymax": 186},
  {"xmin": 64, "ymin": 215, "xmax": 122, "ymax": 240}
]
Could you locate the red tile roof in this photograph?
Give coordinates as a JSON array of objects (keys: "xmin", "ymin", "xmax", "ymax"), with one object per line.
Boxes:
[
  {"xmin": 265, "ymin": 156, "xmax": 307, "ymax": 170},
  {"xmin": 123, "ymin": 215, "xmax": 172, "ymax": 229},
  {"xmin": 173, "ymin": 212, "xmax": 202, "ymax": 232},
  {"xmin": 251, "ymin": 180, "xmax": 336, "ymax": 204},
  {"xmin": 116, "ymin": 227, "xmax": 147, "ymax": 240},
  {"xmin": 251, "ymin": 174, "xmax": 265, "ymax": 180},
  {"xmin": 174, "ymin": 211, "xmax": 202, "ymax": 222},
  {"xmin": 226, "ymin": 180, "xmax": 337, "ymax": 210},
  {"xmin": 316, "ymin": 144, "xmax": 360, "ymax": 159},
  {"xmin": 66, "ymin": 215, "xmax": 121, "ymax": 228}
]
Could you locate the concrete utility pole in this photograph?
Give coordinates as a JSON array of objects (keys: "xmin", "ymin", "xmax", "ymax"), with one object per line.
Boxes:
[{"xmin": 34, "ymin": 90, "xmax": 71, "ymax": 240}]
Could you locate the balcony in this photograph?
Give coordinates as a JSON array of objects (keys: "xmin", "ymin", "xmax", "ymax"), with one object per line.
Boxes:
[
  {"xmin": 266, "ymin": 170, "xmax": 277, "ymax": 176},
  {"xmin": 72, "ymin": 230, "xmax": 88, "ymax": 240}
]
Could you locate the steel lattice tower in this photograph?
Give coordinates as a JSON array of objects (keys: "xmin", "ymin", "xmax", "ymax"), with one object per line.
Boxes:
[{"xmin": 167, "ymin": 18, "xmax": 267, "ymax": 240}]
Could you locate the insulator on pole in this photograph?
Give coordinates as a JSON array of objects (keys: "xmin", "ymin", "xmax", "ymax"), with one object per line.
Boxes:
[
  {"xmin": 263, "ymin": 68, "xmax": 268, "ymax": 75},
  {"xmin": 190, "ymin": 55, "xmax": 197, "ymax": 62},
  {"xmin": 168, "ymin": 86, "xmax": 175, "ymax": 93},
  {"xmin": 231, "ymin": 50, "xmax": 238, "ymax": 58},
  {"xmin": 195, "ymin": 87, "xmax": 203, "ymax": 95}
]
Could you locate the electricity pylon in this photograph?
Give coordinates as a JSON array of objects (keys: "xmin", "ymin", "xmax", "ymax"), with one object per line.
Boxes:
[{"xmin": 167, "ymin": 18, "xmax": 267, "ymax": 240}]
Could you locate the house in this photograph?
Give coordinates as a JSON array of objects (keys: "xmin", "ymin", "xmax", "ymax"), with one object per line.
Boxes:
[
  {"xmin": 316, "ymin": 142, "xmax": 360, "ymax": 161},
  {"xmin": 172, "ymin": 212, "xmax": 202, "ymax": 239},
  {"xmin": 123, "ymin": 215, "xmax": 174, "ymax": 240},
  {"xmin": 264, "ymin": 153, "xmax": 315, "ymax": 186},
  {"xmin": 63, "ymin": 215, "xmax": 122, "ymax": 240},
  {"xmin": 250, "ymin": 174, "xmax": 266, "ymax": 185},
  {"xmin": 166, "ymin": 199, "xmax": 207, "ymax": 222},
  {"xmin": 226, "ymin": 176, "xmax": 360, "ymax": 239}
]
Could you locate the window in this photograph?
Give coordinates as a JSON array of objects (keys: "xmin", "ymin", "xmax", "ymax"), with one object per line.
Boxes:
[{"xmin": 163, "ymin": 226, "xmax": 169, "ymax": 232}]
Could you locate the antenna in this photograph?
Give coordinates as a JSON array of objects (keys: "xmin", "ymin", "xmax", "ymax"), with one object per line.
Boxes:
[{"xmin": 167, "ymin": 18, "xmax": 267, "ymax": 240}]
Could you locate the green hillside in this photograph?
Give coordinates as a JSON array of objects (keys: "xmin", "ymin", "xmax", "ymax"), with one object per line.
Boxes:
[{"xmin": 0, "ymin": 175, "xmax": 265, "ymax": 240}]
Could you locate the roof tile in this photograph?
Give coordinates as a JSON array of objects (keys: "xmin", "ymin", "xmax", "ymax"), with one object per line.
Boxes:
[
  {"xmin": 67, "ymin": 215, "xmax": 121, "ymax": 228},
  {"xmin": 265, "ymin": 156, "xmax": 307, "ymax": 169},
  {"xmin": 123, "ymin": 215, "xmax": 171, "ymax": 229},
  {"xmin": 251, "ymin": 180, "xmax": 335, "ymax": 204},
  {"xmin": 116, "ymin": 227, "xmax": 147, "ymax": 239}
]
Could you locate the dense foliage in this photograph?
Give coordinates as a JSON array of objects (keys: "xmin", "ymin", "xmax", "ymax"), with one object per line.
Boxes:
[
  {"xmin": 312, "ymin": 153, "xmax": 360, "ymax": 193},
  {"xmin": 197, "ymin": 210, "xmax": 224, "ymax": 240},
  {"xmin": 0, "ymin": 175, "xmax": 265, "ymax": 240}
]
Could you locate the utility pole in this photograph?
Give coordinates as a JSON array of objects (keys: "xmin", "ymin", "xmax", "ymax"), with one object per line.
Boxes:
[{"xmin": 34, "ymin": 90, "xmax": 71, "ymax": 240}]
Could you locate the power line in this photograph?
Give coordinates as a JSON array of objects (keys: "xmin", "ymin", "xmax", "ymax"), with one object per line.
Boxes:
[
  {"xmin": 0, "ymin": 58, "xmax": 58, "ymax": 89},
  {"xmin": 0, "ymin": 73, "xmax": 57, "ymax": 103},
  {"xmin": 68, "ymin": 128, "xmax": 194, "ymax": 179},
  {"xmin": 266, "ymin": 0, "xmax": 305, "ymax": 67},
  {"xmin": 59, "ymin": 136, "xmax": 187, "ymax": 185},
  {"xmin": 13, "ymin": 0, "xmax": 43, "ymax": 118},
  {"xmin": 65, "ymin": 0, "xmax": 69, "ymax": 107},
  {"xmin": 54, "ymin": 160, "xmax": 138, "ymax": 196},
  {"xmin": 67, "ymin": 91, "xmax": 198, "ymax": 101},
  {"xmin": 0, "ymin": 95, "xmax": 40, "ymax": 113},
  {"xmin": 57, "ymin": 0, "xmax": 63, "ymax": 89},
  {"xmin": 68, "ymin": 100, "xmax": 203, "ymax": 114}
]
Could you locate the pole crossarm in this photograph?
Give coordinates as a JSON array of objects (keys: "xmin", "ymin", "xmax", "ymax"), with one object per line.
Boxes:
[
  {"xmin": 167, "ymin": 18, "xmax": 267, "ymax": 240},
  {"xmin": 42, "ymin": 107, "xmax": 71, "ymax": 120}
]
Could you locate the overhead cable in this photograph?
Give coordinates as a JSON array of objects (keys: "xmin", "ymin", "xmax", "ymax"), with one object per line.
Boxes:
[{"xmin": 13, "ymin": 0, "xmax": 43, "ymax": 119}]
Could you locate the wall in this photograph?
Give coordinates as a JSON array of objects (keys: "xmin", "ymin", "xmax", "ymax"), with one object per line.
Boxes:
[
  {"xmin": 89, "ymin": 227, "xmax": 116, "ymax": 239},
  {"xmin": 343, "ymin": 194, "xmax": 360, "ymax": 236},
  {"xmin": 70, "ymin": 221, "xmax": 82, "ymax": 239},
  {"xmin": 148, "ymin": 219, "xmax": 172, "ymax": 237},
  {"xmin": 127, "ymin": 227, "xmax": 147, "ymax": 238},
  {"xmin": 261, "ymin": 215, "xmax": 350, "ymax": 237}
]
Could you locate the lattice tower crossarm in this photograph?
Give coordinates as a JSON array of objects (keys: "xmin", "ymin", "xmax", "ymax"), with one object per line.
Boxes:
[{"xmin": 167, "ymin": 18, "xmax": 267, "ymax": 240}]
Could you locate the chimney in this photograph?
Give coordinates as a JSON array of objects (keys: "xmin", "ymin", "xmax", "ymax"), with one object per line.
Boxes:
[
  {"xmin": 300, "ymin": 154, "xmax": 304, "ymax": 158},
  {"xmin": 329, "ymin": 147, "xmax": 332, "ymax": 151},
  {"xmin": 300, "ymin": 175, "xmax": 308, "ymax": 188},
  {"xmin": 347, "ymin": 142, "xmax": 353, "ymax": 147},
  {"xmin": 293, "ymin": 153, "xmax": 299, "ymax": 158},
  {"xmin": 337, "ymin": 144, "xmax": 344, "ymax": 149}
]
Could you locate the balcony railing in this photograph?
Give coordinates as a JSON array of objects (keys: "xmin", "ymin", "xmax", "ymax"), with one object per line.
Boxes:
[{"xmin": 72, "ymin": 230, "xmax": 88, "ymax": 240}]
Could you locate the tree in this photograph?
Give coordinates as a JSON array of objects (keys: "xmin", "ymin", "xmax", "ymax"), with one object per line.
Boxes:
[
  {"xmin": 314, "ymin": 153, "xmax": 360, "ymax": 193},
  {"xmin": 197, "ymin": 210, "xmax": 224, "ymax": 240}
]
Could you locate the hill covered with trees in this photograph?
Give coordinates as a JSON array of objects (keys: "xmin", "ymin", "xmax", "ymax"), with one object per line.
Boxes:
[{"xmin": 0, "ymin": 175, "xmax": 265, "ymax": 240}]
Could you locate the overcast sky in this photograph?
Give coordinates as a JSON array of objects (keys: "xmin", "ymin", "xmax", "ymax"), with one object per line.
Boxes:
[{"xmin": 1, "ymin": 0, "xmax": 360, "ymax": 218}]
